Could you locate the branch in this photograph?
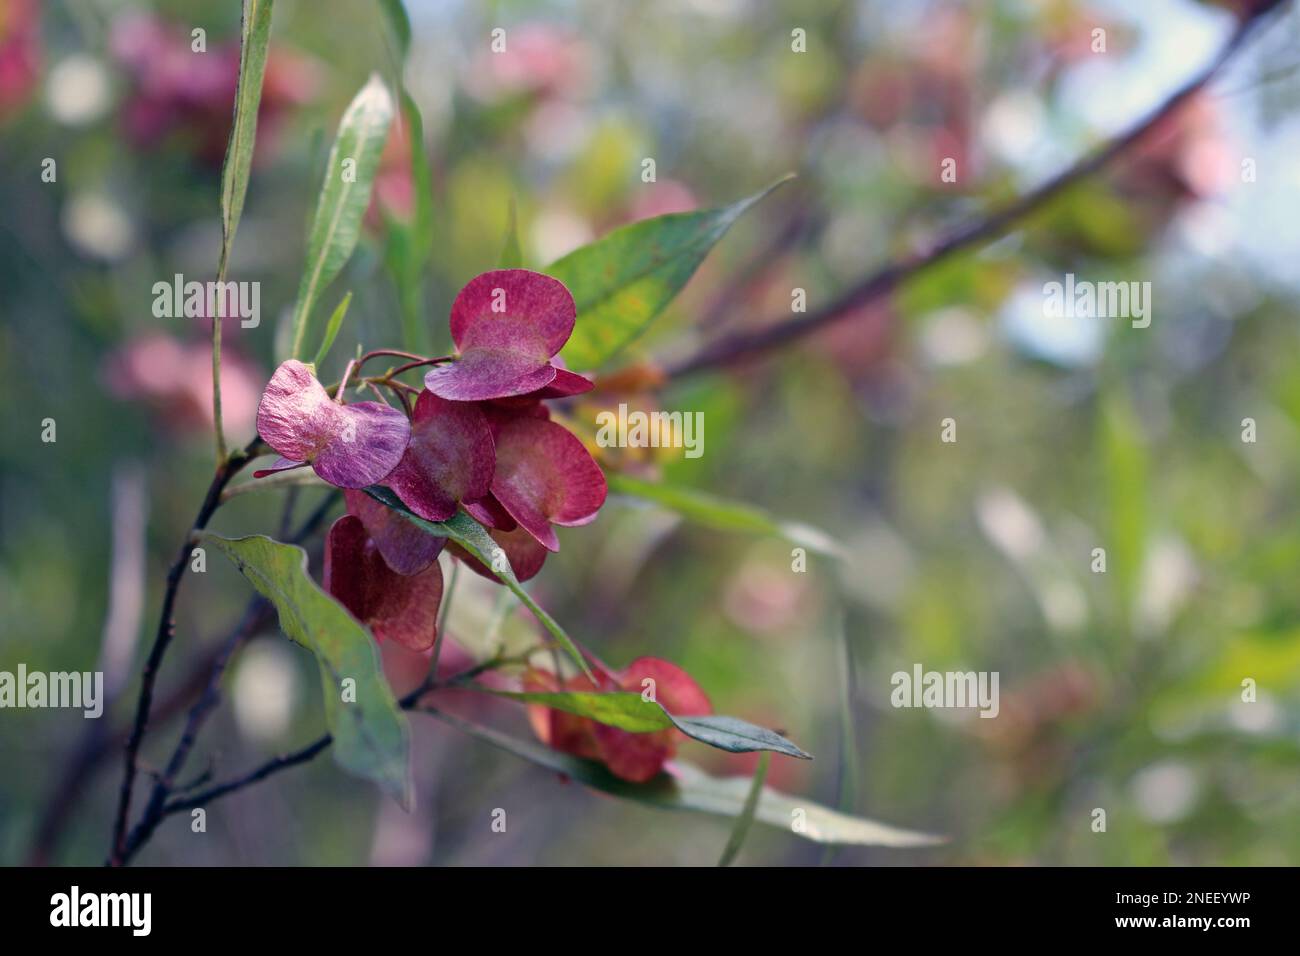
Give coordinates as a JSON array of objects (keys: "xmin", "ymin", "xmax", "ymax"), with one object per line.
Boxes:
[
  {"xmin": 107, "ymin": 438, "xmax": 263, "ymax": 865},
  {"xmin": 665, "ymin": 2, "xmax": 1286, "ymax": 379},
  {"xmin": 117, "ymin": 673, "xmax": 438, "ymax": 864}
]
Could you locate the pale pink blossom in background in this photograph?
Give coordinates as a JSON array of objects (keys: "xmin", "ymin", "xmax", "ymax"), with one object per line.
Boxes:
[
  {"xmin": 110, "ymin": 13, "xmax": 319, "ymax": 166},
  {"xmin": 464, "ymin": 24, "xmax": 591, "ymax": 103},
  {"xmin": 103, "ymin": 333, "xmax": 262, "ymax": 438}
]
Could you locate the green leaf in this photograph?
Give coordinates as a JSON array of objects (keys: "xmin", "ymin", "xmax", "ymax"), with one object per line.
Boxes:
[
  {"xmin": 667, "ymin": 714, "xmax": 811, "ymax": 759},
  {"xmin": 218, "ymin": 0, "xmax": 274, "ymax": 278},
  {"xmin": 549, "ymin": 175, "xmax": 793, "ymax": 370},
  {"xmin": 383, "ymin": 92, "xmax": 435, "ymax": 352},
  {"xmin": 424, "ymin": 706, "xmax": 942, "ymax": 847},
  {"xmin": 717, "ymin": 752, "xmax": 768, "ymax": 866},
  {"xmin": 464, "ymin": 686, "xmax": 811, "ymax": 758},
  {"xmin": 289, "ymin": 74, "xmax": 395, "ymax": 360},
  {"xmin": 375, "ymin": 0, "xmax": 410, "ymax": 62},
  {"xmin": 667, "ymin": 759, "xmax": 940, "ymax": 847},
  {"xmin": 478, "ymin": 689, "xmax": 669, "ymax": 733},
  {"xmin": 311, "ymin": 291, "xmax": 353, "ymax": 368},
  {"xmin": 607, "ymin": 473, "xmax": 846, "ymax": 559},
  {"xmin": 361, "ymin": 486, "xmax": 594, "ymax": 681},
  {"xmin": 498, "ymin": 199, "xmax": 523, "ymax": 268},
  {"xmin": 200, "ymin": 532, "xmax": 412, "ymax": 807}
]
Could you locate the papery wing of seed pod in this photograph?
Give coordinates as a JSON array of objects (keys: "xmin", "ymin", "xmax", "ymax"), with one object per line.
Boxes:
[
  {"xmin": 531, "ymin": 367, "xmax": 594, "ymax": 398},
  {"xmin": 490, "ymin": 416, "xmax": 608, "ymax": 551},
  {"xmin": 255, "ymin": 359, "xmax": 410, "ymax": 489},
  {"xmin": 253, "ymin": 456, "xmax": 309, "ymax": 478},
  {"xmin": 618, "ymin": 657, "xmax": 712, "ymax": 716},
  {"xmin": 590, "ymin": 658, "xmax": 712, "ymax": 783},
  {"xmin": 522, "ymin": 666, "xmax": 610, "ymax": 761},
  {"xmin": 312, "ymin": 401, "xmax": 411, "ymax": 488},
  {"xmin": 344, "ymin": 488, "xmax": 445, "ymax": 576},
  {"xmin": 447, "ymin": 522, "xmax": 548, "ymax": 583},
  {"xmin": 487, "ymin": 370, "xmax": 592, "ymax": 409},
  {"xmin": 385, "ymin": 390, "xmax": 495, "ymax": 522},
  {"xmin": 423, "ymin": 343, "xmax": 557, "ymax": 402},
  {"xmin": 256, "ymin": 359, "xmax": 341, "ymax": 462},
  {"xmin": 324, "ymin": 515, "xmax": 443, "ymax": 653},
  {"xmin": 449, "ymin": 270, "xmax": 575, "ymax": 356},
  {"xmin": 463, "ymin": 491, "xmax": 518, "ymax": 532},
  {"xmin": 481, "ymin": 402, "xmax": 550, "ymax": 436},
  {"xmin": 591, "ymin": 725, "xmax": 675, "ymax": 783},
  {"xmin": 600, "ymin": 658, "xmax": 712, "ymax": 782},
  {"xmin": 424, "ymin": 270, "xmax": 576, "ymax": 401}
]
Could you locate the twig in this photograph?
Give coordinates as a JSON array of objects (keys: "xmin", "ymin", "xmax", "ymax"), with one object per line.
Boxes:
[
  {"xmin": 122, "ymin": 676, "xmax": 434, "ymax": 863},
  {"xmin": 112, "ymin": 490, "xmax": 340, "ymax": 865},
  {"xmin": 664, "ymin": 2, "xmax": 1286, "ymax": 379},
  {"xmin": 429, "ymin": 560, "xmax": 459, "ymax": 678},
  {"xmin": 118, "ymin": 652, "xmax": 522, "ymax": 863},
  {"xmin": 122, "ymin": 599, "xmax": 269, "ymax": 857},
  {"xmin": 107, "ymin": 438, "xmax": 262, "ymax": 864}
]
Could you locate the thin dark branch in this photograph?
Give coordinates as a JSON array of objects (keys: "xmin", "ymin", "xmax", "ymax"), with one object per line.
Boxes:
[
  {"xmin": 152, "ymin": 737, "xmax": 333, "ymax": 824},
  {"xmin": 113, "ymin": 490, "xmax": 341, "ymax": 865},
  {"xmin": 123, "ymin": 600, "xmax": 268, "ymax": 855},
  {"xmin": 107, "ymin": 439, "xmax": 261, "ymax": 864},
  {"xmin": 119, "ymin": 675, "xmax": 441, "ymax": 864},
  {"xmin": 664, "ymin": 3, "xmax": 1285, "ymax": 379}
]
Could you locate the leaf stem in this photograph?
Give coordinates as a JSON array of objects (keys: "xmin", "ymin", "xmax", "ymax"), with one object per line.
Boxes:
[
  {"xmin": 429, "ymin": 559, "xmax": 459, "ymax": 680},
  {"xmin": 334, "ymin": 357, "xmax": 359, "ymax": 402},
  {"xmin": 212, "ymin": 309, "xmax": 227, "ymax": 465},
  {"xmin": 717, "ymin": 752, "xmax": 769, "ymax": 866}
]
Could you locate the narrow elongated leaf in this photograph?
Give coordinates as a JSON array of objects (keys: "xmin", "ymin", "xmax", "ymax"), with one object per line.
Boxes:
[
  {"xmin": 607, "ymin": 473, "xmax": 846, "ymax": 559},
  {"xmin": 312, "ymin": 291, "xmax": 353, "ymax": 367},
  {"xmin": 424, "ymin": 706, "xmax": 942, "ymax": 847},
  {"xmin": 463, "ymin": 685, "xmax": 811, "ymax": 758},
  {"xmin": 479, "ymin": 689, "xmax": 669, "ymax": 733},
  {"xmin": 362, "ymin": 486, "xmax": 593, "ymax": 680},
  {"xmin": 289, "ymin": 75, "xmax": 395, "ymax": 360},
  {"xmin": 668, "ymin": 714, "xmax": 811, "ymax": 759},
  {"xmin": 822, "ymin": 613, "xmax": 858, "ymax": 865},
  {"xmin": 549, "ymin": 176, "xmax": 792, "ymax": 370},
  {"xmin": 718, "ymin": 752, "xmax": 768, "ymax": 866},
  {"xmin": 384, "ymin": 91, "xmax": 435, "ymax": 352},
  {"xmin": 667, "ymin": 760, "xmax": 941, "ymax": 847},
  {"xmin": 218, "ymin": 0, "xmax": 274, "ymax": 277},
  {"xmin": 200, "ymin": 532, "xmax": 412, "ymax": 807},
  {"xmin": 376, "ymin": 0, "xmax": 411, "ymax": 61}
]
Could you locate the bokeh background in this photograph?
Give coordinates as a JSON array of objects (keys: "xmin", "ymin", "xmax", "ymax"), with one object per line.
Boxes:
[{"xmin": 3, "ymin": 0, "xmax": 1300, "ymax": 865}]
